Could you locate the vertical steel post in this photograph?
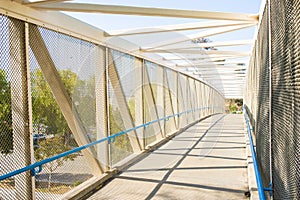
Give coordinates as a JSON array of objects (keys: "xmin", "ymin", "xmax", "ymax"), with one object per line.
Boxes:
[
  {"xmin": 107, "ymin": 50, "xmax": 142, "ymax": 152},
  {"xmin": 95, "ymin": 46, "xmax": 109, "ymax": 171},
  {"xmin": 134, "ymin": 58, "xmax": 144, "ymax": 149},
  {"xmin": 29, "ymin": 25, "xmax": 103, "ymax": 175},
  {"xmin": 173, "ymin": 71, "xmax": 179, "ymax": 130},
  {"xmin": 9, "ymin": 20, "xmax": 34, "ymax": 200},
  {"xmin": 156, "ymin": 66, "xmax": 165, "ymax": 137}
]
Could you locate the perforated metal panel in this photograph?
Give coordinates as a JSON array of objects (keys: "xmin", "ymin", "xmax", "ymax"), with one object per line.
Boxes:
[
  {"xmin": 254, "ymin": 5, "xmax": 271, "ymax": 192},
  {"xmin": 245, "ymin": 1, "xmax": 300, "ymax": 199},
  {"xmin": 0, "ymin": 12, "xmax": 225, "ymax": 200},
  {"xmin": 108, "ymin": 49, "xmax": 135, "ymax": 165},
  {"xmin": 270, "ymin": 0, "xmax": 300, "ymax": 199}
]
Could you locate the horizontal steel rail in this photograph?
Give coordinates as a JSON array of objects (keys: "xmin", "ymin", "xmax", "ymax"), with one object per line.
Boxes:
[
  {"xmin": 0, "ymin": 106, "xmax": 219, "ymax": 181},
  {"xmin": 244, "ymin": 109, "xmax": 266, "ymax": 200}
]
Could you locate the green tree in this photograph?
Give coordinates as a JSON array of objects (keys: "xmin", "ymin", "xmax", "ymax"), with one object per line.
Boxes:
[
  {"xmin": 109, "ymin": 105, "xmax": 133, "ymax": 164},
  {"xmin": 72, "ymin": 76, "xmax": 96, "ymax": 139},
  {"xmin": 32, "ymin": 69, "xmax": 77, "ymax": 145},
  {"xmin": 0, "ymin": 69, "xmax": 12, "ymax": 154},
  {"xmin": 34, "ymin": 136, "xmax": 77, "ymax": 190}
]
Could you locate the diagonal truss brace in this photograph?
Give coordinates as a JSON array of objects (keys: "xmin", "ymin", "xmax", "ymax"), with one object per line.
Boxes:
[
  {"xmin": 107, "ymin": 51, "xmax": 142, "ymax": 153},
  {"xmin": 105, "ymin": 21, "xmax": 255, "ymax": 37},
  {"xmin": 29, "ymin": 25, "xmax": 103, "ymax": 175}
]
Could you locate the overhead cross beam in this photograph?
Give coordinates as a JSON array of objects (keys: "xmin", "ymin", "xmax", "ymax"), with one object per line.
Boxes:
[
  {"xmin": 162, "ymin": 54, "xmax": 248, "ymax": 61},
  {"xmin": 141, "ymin": 23, "xmax": 255, "ymax": 50},
  {"xmin": 149, "ymin": 49, "xmax": 250, "ymax": 56},
  {"xmin": 23, "ymin": 0, "xmax": 71, "ymax": 6},
  {"xmin": 148, "ymin": 39, "xmax": 252, "ymax": 51},
  {"xmin": 105, "ymin": 21, "xmax": 255, "ymax": 37},
  {"xmin": 176, "ymin": 61, "xmax": 247, "ymax": 67},
  {"xmin": 30, "ymin": 3, "xmax": 259, "ymax": 22}
]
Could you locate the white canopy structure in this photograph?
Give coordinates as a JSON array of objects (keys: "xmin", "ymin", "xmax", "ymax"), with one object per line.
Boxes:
[{"xmin": 13, "ymin": 0, "xmax": 259, "ymax": 98}]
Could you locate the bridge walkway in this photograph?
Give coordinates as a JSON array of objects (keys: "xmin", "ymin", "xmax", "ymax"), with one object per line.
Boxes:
[{"xmin": 88, "ymin": 114, "xmax": 249, "ymax": 200}]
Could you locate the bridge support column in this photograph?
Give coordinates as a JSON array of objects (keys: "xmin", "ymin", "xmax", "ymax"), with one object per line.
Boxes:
[
  {"xmin": 134, "ymin": 58, "xmax": 144, "ymax": 149},
  {"xmin": 10, "ymin": 19, "xmax": 35, "ymax": 200},
  {"xmin": 156, "ymin": 66, "xmax": 165, "ymax": 137},
  {"xmin": 143, "ymin": 62, "xmax": 163, "ymax": 143},
  {"xmin": 95, "ymin": 46, "xmax": 109, "ymax": 170}
]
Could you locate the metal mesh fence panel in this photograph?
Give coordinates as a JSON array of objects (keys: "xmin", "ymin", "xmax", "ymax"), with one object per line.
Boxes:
[
  {"xmin": 144, "ymin": 61, "xmax": 163, "ymax": 146},
  {"xmin": 0, "ymin": 16, "xmax": 34, "ymax": 200},
  {"xmin": 178, "ymin": 74, "xmax": 188, "ymax": 128},
  {"xmin": 245, "ymin": 0, "xmax": 300, "ymax": 199},
  {"xmin": 0, "ymin": 17, "xmax": 14, "ymax": 192},
  {"xmin": 108, "ymin": 49, "xmax": 135, "ymax": 166},
  {"xmin": 270, "ymin": 0, "xmax": 300, "ymax": 199},
  {"xmin": 165, "ymin": 68, "xmax": 178, "ymax": 135},
  {"xmin": 254, "ymin": 5, "xmax": 271, "ymax": 193},
  {"xmin": 189, "ymin": 78, "xmax": 198, "ymax": 122},
  {"xmin": 29, "ymin": 24, "xmax": 96, "ymax": 198},
  {"xmin": 0, "ymin": 11, "xmax": 225, "ymax": 200}
]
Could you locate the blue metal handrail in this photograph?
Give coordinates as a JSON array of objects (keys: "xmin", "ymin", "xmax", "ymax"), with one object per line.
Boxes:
[
  {"xmin": 244, "ymin": 109, "xmax": 266, "ymax": 200},
  {"xmin": 0, "ymin": 106, "xmax": 217, "ymax": 181}
]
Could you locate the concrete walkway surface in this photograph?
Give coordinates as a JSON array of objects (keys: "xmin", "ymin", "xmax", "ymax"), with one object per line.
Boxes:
[{"xmin": 87, "ymin": 114, "xmax": 248, "ymax": 200}]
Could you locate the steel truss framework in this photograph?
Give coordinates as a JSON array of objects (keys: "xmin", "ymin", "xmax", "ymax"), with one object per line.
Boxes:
[
  {"xmin": 0, "ymin": 1, "xmax": 260, "ymax": 199},
  {"xmin": 2, "ymin": 0, "xmax": 259, "ymax": 98}
]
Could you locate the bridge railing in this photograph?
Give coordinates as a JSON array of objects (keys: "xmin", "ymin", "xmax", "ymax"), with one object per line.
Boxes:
[
  {"xmin": 244, "ymin": 0, "xmax": 300, "ymax": 199},
  {"xmin": 0, "ymin": 10, "xmax": 224, "ymax": 200}
]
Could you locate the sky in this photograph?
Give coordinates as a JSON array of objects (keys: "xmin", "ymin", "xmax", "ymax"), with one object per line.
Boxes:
[
  {"xmin": 64, "ymin": 0, "xmax": 263, "ymax": 98},
  {"xmin": 66, "ymin": 0, "xmax": 262, "ymax": 53},
  {"xmin": 67, "ymin": 0, "xmax": 262, "ymax": 30}
]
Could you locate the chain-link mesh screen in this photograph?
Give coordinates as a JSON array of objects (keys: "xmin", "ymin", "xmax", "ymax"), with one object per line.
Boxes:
[
  {"xmin": 245, "ymin": 0, "xmax": 300, "ymax": 199},
  {"xmin": 0, "ymin": 12, "xmax": 225, "ymax": 200},
  {"xmin": 165, "ymin": 68, "xmax": 178, "ymax": 134},
  {"xmin": 144, "ymin": 61, "xmax": 163, "ymax": 146},
  {"xmin": 187, "ymin": 78, "xmax": 197, "ymax": 123},
  {"xmin": 254, "ymin": 5, "xmax": 271, "ymax": 194},
  {"xmin": 0, "ymin": 15, "xmax": 34, "ymax": 200},
  {"xmin": 29, "ymin": 24, "xmax": 95, "ymax": 198},
  {"xmin": 178, "ymin": 74, "xmax": 188, "ymax": 128},
  {"xmin": 0, "ymin": 15, "xmax": 16, "ymax": 200},
  {"xmin": 270, "ymin": 0, "xmax": 300, "ymax": 199},
  {"xmin": 108, "ymin": 49, "xmax": 134, "ymax": 166}
]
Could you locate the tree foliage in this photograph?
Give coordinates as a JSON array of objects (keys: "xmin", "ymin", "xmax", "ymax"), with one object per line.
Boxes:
[
  {"xmin": 32, "ymin": 69, "xmax": 77, "ymax": 145},
  {"xmin": 0, "ymin": 69, "xmax": 12, "ymax": 154},
  {"xmin": 192, "ymin": 37, "xmax": 217, "ymax": 50},
  {"xmin": 34, "ymin": 136, "xmax": 77, "ymax": 190}
]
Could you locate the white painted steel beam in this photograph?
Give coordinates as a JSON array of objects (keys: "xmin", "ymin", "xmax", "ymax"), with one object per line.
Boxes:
[
  {"xmin": 24, "ymin": 0, "xmax": 71, "ymax": 6},
  {"xmin": 9, "ymin": 20, "xmax": 34, "ymax": 200},
  {"xmin": 142, "ymin": 24, "xmax": 255, "ymax": 50},
  {"xmin": 31, "ymin": 3, "xmax": 259, "ymax": 22},
  {"xmin": 191, "ymin": 67, "xmax": 246, "ymax": 71},
  {"xmin": 95, "ymin": 46, "xmax": 109, "ymax": 170},
  {"xmin": 163, "ymin": 55, "xmax": 248, "ymax": 61},
  {"xmin": 158, "ymin": 51, "xmax": 250, "ymax": 57},
  {"xmin": 134, "ymin": 58, "xmax": 145, "ymax": 149},
  {"xmin": 30, "ymin": 25, "xmax": 104, "ymax": 175},
  {"xmin": 155, "ymin": 49, "xmax": 250, "ymax": 56},
  {"xmin": 194, "ymin": 39, "xmax": 252, "ymax": 48},
  {"xmin": 177, "ymin": 61, "xmax": 247, "ymax": 67},
  {"xmin": 145, "ymin": 39, "xmax": 252, "ymax": 51},
  {"xmin": 0, "ymin": 1, "xmax": 106, "ymax": 44},
  {"xmin": 106, "ymin": 21, "xmax": 254, "ymax": 36},
  {"xmin": 143, "ymin": 64, "xmax": 164, "ymax": 141},
  {"xmin": 107, "ymin": 51, "xmax": 142, "ymax": 153}
]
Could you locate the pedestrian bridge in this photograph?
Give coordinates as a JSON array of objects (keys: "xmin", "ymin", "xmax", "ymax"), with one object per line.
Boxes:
[
  {"xmin": 0, "ymin": 0, "xmax": 299, "ymax": 200},
  {"xmin": 87, "ymin": 114, "xmax": 249, "ymax": 200}
]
